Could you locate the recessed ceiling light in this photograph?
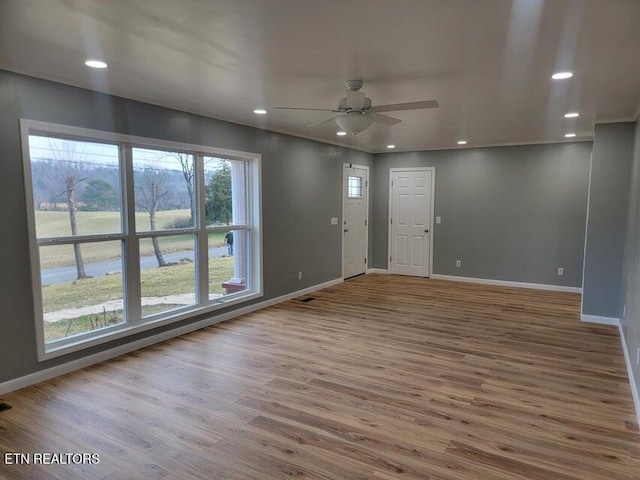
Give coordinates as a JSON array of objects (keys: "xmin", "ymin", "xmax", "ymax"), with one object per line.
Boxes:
[
  {"xmin": 564, "ymin": 112, "xmax": 580, "ymax": 118},
  {"xmin": 564, "ymin": 133, "xmax": 576, "ymax": 138},
  {"xmin": 552, "ymin": 72, "xmax": 573, "ymax": 80},
  {"xmin": 387, "ymin": 144, "xmax": 396, "ymax": 149},
  {"xmin": 336, "ymin": 131, "xmax": 347, "ymax": 136},
  {"xmin": 85, "ymin": 59, "xmax": 107, "ymax": 69},
  {"xmin": 253, "ymin": 109, "xmax": 267, "ymax": 115},
  {"xmin": 457, "ymin": 140, "xmax": 467, "ymax": 145}
]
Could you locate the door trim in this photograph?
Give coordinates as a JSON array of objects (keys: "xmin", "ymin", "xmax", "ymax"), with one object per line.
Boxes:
[
  {"xmin": 342, "ymin": 163, "xmax": 370, "ymax": 279},
  {"xmin": 387, "ymin": 167, "xmax": 436, "ymax": 277}
]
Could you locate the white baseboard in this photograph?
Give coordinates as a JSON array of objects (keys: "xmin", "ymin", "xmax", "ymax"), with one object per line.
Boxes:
[
  {"xmin": 578, "ymin": 315, "xmax": 640, "ymax": 427},
  {"xmin": 0, "ymin": 277, "xmax": 343, "ymax": 396},
  {"xmin": 366, "ymin": 268, "xmax": 389, "ymax": 274},
  {"xmin": 617, "ymin": 320, "xmax": 640, "ymax": 428},
  {"xmin": 430, "ymin": 273, "xmax": 582, "ymax": 293},
  {"xmin": 580, "ymin": 314, "xmax": 620, "ymax": 325}
]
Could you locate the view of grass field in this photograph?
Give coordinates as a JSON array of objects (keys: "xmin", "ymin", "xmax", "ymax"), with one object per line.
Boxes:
[
  {"xmin": 36, "ymin": 210, "xmax": 226, "ymax": 268},
  {"xmin": 43, "ymin": 256, "xmax": 233, "ymax": 312},
  {"xmin": 36, "ymin": 208, "xmax": 193, "ymax": 236},
  {"xmin": 43, "ymin": 256, "xmax": 235, "ymax": 341}
]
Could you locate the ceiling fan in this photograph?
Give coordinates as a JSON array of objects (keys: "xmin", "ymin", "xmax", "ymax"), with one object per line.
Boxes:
[{"xmin": 274, "ymin": 79, "xmax": 438, "ymax": 134}]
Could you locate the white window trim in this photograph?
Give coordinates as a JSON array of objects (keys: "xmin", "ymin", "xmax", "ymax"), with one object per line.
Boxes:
[{"xmin": 20, "ymin": 119, "xmax": 263, "ymax": 361}]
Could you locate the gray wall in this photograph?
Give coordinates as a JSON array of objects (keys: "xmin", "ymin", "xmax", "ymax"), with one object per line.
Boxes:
[
  {"xmin": 372, "ymin": 143, "xmax": 592, "ymax": 287},
  {"xmin": 0, "ymin": 70, "xmax": 373, "ymax": 384},
  {"xmin": 582, "ymin": 123, "xmax": 635, "ymax": 318},
  {"xmin": 621, "ymin": 118, "xmax": 640, "ymax": 401}
]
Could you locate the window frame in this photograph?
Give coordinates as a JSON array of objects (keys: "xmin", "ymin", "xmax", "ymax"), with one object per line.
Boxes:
[{"xmin": 20, "ymin": 119, "xmax": 263, "ymax": 361}]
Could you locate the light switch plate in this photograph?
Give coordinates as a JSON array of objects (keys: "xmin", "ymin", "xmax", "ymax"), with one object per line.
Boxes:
[
  {"xmin": 330, "ymin": 217, "xmax": 338, "ymax": 225},
  {"xmin": 435, "ymin": 216, "xmax": 441, "ymax": 224}
]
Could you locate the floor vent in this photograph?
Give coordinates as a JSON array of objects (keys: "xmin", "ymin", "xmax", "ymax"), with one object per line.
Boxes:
[
  {"xmin": 0, "ymin": 402, "xmax": 12, "ymax": 412},
  {"xmin": 300, "ymin": 297, "xmax": 316, "ymax": 303}
]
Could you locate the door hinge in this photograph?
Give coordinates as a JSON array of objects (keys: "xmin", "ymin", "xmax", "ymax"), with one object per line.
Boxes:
[
  {"xmin": 365, "ymin": 180, "xmax": 368, "ymax": 187},
  {"xmin": 389, "ymin": 256, "xmax": 392, "ymax": 262},
  {"xmin": 390, "ymin": 218, "xmax": 393, "ymax": 225},
  {"xmin": 365, "ymin": 219, "xmax": 368, "ymax": 226},
  {"xmin": 391, "ymin": 181, "xmax": 394, "ymax": 186},
  {"xmin": 365, "ymin": 258, "xmax": 367, "ymax": 264}
]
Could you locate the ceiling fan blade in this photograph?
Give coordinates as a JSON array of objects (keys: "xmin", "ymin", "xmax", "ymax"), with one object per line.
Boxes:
[
  {"xmin": 368, "ymin": 113, "xmax": 401, "ymax": 126},
  {"xmin": 370, "ymin": 100, "xmax": 439, "ymax": 113},
  {"xmin": 306, "ymin": 115, "xmax": 342, "ymax": 128},
  {"xmin": 273, "ymin": 107, "xmax": 338, "ymax": 112},
  {"xmin": 346, "ymin": 90, "xmax": 366, "ymax": 109}
]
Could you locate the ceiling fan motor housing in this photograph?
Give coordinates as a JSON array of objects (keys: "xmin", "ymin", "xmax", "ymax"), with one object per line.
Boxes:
[
  {"xmin": 338, "ymin": 97, "xmax": 372, "ymax": 111},
  {"xmin": 345, "ymin": 79, "xmax": 363, "ymax": 91}
]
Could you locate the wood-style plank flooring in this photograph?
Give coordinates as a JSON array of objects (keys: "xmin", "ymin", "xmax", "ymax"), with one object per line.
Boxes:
[{"xmin": 1, "ymin": 274, "xmax": 639, "ymax": 479}]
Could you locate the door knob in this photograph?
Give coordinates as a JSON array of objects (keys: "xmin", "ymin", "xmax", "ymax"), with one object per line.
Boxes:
[
  {"xmin": 344, "ymin": 229, "xmax": 349, "ymax": 233},
  {"xmin": 424, "ymin": 229, "xmax": 429, "ymax": 233}
]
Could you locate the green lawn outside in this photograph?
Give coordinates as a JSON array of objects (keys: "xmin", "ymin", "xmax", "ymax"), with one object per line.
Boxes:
[
  {"xmin": 43, "ymin": 256, "xmax": 236, "ymax": 341},
  {"xmin": 42, "ymin": 256, "xmax": 234, "ymax": 312},
  {"xmin": 36, "ymin": 209, "xmax": 192, "ymax": 236},
  {"xmin": 35, "ymin": 210, "xmax": 226, "ymax": 268},
  {"xmin": 44, "ymin": 305, "xmax": 176, "ymax": 342}
]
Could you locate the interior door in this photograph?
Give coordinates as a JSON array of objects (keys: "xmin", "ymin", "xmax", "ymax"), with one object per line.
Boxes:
[
  {"xmin": 343, "ymin": 165, "xmax": 369, "ymax": 279},
  {"xmin": 389, "ymin": 169, "xmax": 433, "ymax": 277}
]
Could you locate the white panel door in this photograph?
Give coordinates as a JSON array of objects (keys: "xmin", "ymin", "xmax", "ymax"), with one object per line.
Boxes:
[
  {"xmin": 389, "ymin": 169, "xmax": 433, "ymax": 277},
  {"xmin": 343, "ymin": 165, "xmax": 369, "ymax": 279}
]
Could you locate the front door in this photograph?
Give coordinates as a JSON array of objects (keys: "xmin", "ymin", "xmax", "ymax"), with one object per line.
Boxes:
[
  {"xmin": 343, "ymin": 165, "xmax": 369, "ymax": 279},
  {"xmin": 389, "ymin": 168, "xmax": 434, "ymax": 277}
]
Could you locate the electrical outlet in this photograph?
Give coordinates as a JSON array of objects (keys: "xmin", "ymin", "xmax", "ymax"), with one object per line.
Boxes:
[
  {"xmin": 557, "ymin": 267, "xmax": 564, "ymax": 276},
  {"xmin": 455, "ymin": 260, "xmax": 461, "ymax": 268},
  {"xmin": 298, "ymin": 271, "xmax": 303, "ymax": 280}
]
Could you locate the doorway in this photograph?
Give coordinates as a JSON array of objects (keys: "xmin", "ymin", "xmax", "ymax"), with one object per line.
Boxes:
[
  {"xmin": 388, "ymin": 168, "xmax": 435, "ymax": 277},
  {"xmin": 343, "ymin": 164, "xmax": 369, "ymax": 279}
]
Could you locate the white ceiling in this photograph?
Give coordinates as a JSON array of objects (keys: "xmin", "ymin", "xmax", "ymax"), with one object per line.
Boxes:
[{"xmin": 1, "ymin": 0, "xmax": 639, "ymax": 153}]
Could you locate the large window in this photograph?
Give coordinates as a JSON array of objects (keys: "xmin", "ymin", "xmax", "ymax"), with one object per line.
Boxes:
[{"xmin": 21, "ymin": 120, "xmax": 262, "ymax": 360}]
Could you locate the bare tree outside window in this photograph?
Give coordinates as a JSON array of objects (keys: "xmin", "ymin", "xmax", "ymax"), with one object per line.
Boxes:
[
  {"xmin": 48, "ymin": 139, "xmax": 90, "ymax": 279},
  {"xmin": 172, "ymin": 153, "xmax": 195, "ymax": 224},
  {"xmin": 136, "ymin": 168, "xmax": 169, "ymax": 267}
]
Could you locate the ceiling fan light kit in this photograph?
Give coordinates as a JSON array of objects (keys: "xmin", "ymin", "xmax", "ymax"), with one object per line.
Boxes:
[
  {"xmin": 274, "ymin": 79, "xmax": 438, "ymax": 136},
  {"xmin": 335, "ymin": 113, "xmax": 374, "ymax": 134}
]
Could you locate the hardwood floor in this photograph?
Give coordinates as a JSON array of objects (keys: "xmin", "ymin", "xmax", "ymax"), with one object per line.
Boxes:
[{"xmin": 1, "ymin": 274, "xmax": 639, "ymax": 480}]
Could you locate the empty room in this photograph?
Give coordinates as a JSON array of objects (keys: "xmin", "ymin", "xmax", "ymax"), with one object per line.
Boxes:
[{"xmin": 1, "ymin": 0, "xmax": 640, "ymax": 479}]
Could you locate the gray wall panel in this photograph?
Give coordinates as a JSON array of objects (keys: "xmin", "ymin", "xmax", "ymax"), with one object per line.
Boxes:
[
  {"xmin": 582, "ymin": 123, "xmax": 635, "ymax": 317},
  {"xmin": 621, "ymin": 118, "xmax": 640, "ymax": 403},
  {"xmin": 372, "ymin": 143, "xmax": 592, "ymax": 287},
  {"xmin": 0, "ymin": 70, "xmax": 373, "ymax": 384}
]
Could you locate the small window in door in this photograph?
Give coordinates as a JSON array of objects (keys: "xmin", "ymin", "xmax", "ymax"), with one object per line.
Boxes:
[{"xmin": 348, "ymin": 176, "xmax": 363, "ymax": 198}]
